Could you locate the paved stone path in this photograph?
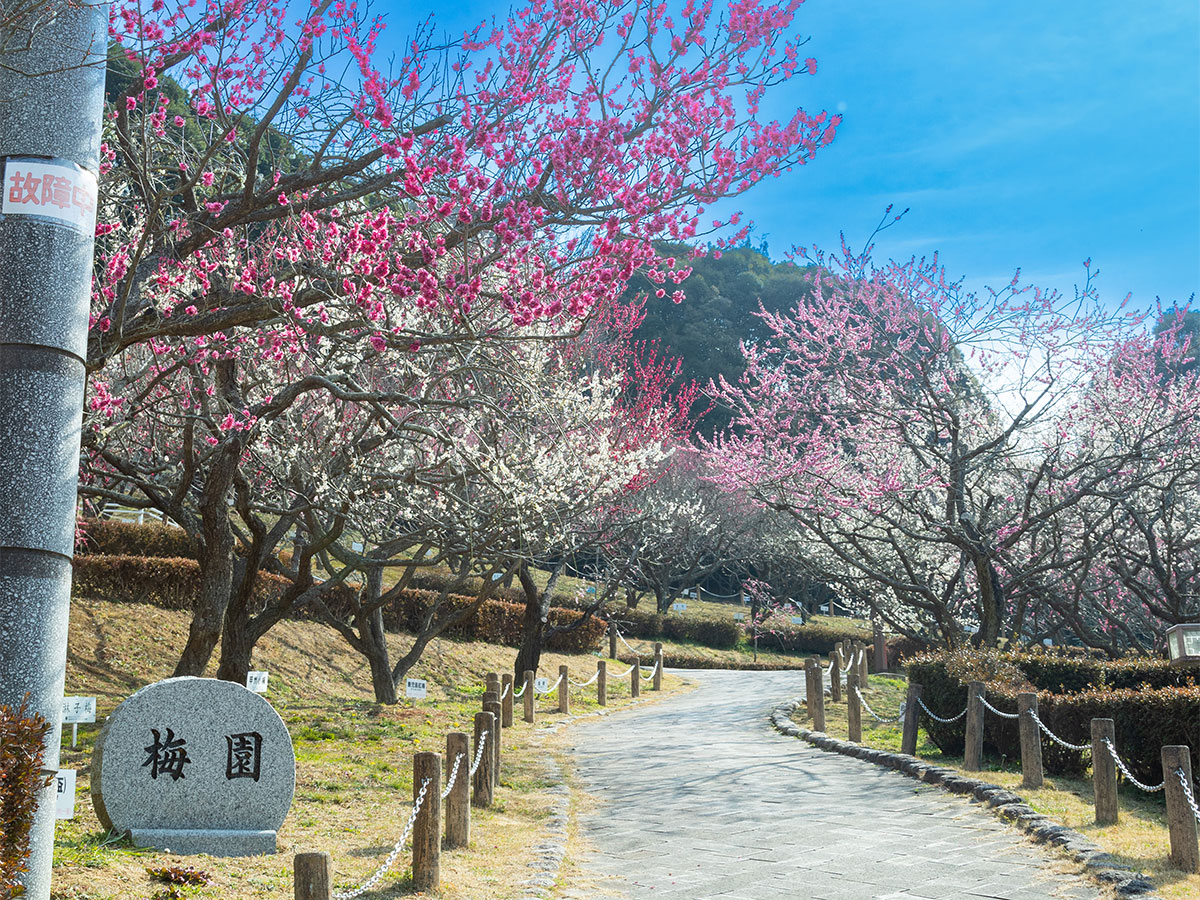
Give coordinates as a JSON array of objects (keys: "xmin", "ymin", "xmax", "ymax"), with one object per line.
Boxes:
[{"xmin": 565, "ymin": 670, "xmax": 1100, "ymax": 900}]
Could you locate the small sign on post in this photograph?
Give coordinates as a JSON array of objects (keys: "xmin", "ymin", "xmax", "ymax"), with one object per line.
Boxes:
[
  {"xmin": 671, "ymin": 602, "xmax": 687, "ymax": 612},
  {"xmin": 790, "ymin": 616, "xmax": 804, "ymax": 625},
  {"xmin": 534, "ymin": 677, "xmax": 549, "ymax": 693},
  {"xmin": 55, "ymin": 770, "xmax": 76, "ymax": 819},
  {"xmin": 62, "ymin": 696, "xmax": 96, "ymax": 748},
  {"xmin": 406, "ymin": 677, "xmax": 428, "ymax": 699},
  {"xmin": 733, "ymin": 612, "xmax": 745, "ymax": 621},
  {"xmin": 246, "ymin": 671, "xmax": 269, "ymax": 693}
]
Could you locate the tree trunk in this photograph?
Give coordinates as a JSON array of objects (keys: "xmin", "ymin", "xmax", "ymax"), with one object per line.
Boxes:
[
  {"xmin": 358, "ymin": 572, "xmax": 397, "ymax": 704},
  {"xmin": 974, "ymin": 556, "xmax": 1003, "ymax": 648},
  {"xmin": 514, "ymin": 564, "xmax": 546, "ymax": 678}
]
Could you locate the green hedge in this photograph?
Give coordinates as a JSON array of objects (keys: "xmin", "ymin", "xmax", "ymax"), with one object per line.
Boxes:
[
  {"xmin": 608, "ymin": 606, "xmax": 743, "ymax": 650},
  {"xmin": 77, "ymin": 519, "xmax": 200, "ymax": 560},
  {"xmin": 905, "ymin": 651, "xmax": 1200, "ymax": 784},
  {"xmin": 615, "ymin": 651, "xmax": 805, "ymax": 671},
  {"xmin": 72, "ymin": 555, "xmax": 290, "ymax": 610}
]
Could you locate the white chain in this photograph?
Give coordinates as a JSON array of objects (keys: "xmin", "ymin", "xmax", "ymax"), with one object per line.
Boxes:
[
  {"xmin": 332, "ymin": 776, "xmax": 431, "ymax": 900},
  {"xmin": 611, "ymin": 663, "xmax": 636, "ymax": 678},
  {"xmin": 616, "ymin": 629, "xmax": 648, "ymax": 658},
  {"xmin": 1176, "ymin": 768, "xmax": 1200, "ymax": 823},
  {"xmin": 980, "ymin": 697, "xmax": 1020, "ymax": 720},
  {"xmin": 500, "ymin": 682, "xmax": 511, "ymax": 700},
  {"xmin": 854, "ymin": 686, "xmax": 905, "ymax": 724},
  {"xmin": 917, "ymin": 696, "xmax": 968, "ymax": 724},
  {"xmin": 640, "ymin": 659, "xmax": 658, "ymax": 679},
  {"xmin": 469, "ymin": 729, "xmax": 489, "ymax": 777},
  {"xmin": 1100, "ymin": 738, "xmax": 1164, "ymax": 793},
  {"xmin": 441, "ymin": 752, "xmax": 465, "ymax": 800},
  {"xmin": 1027, "ymin": 709, "xmax": 1090, "ymax": 752},
  {"xmin": 513, "ymin": 681, "xmax": 526, "ymax": 699},
  {"xmin": 570, "ymin": 669, "xmax": 600, "ymax": 687}
]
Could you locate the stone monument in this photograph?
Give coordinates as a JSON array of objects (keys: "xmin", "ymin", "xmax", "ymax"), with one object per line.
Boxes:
[{"xmin": 92, "ymin": 676, "xmax": 295, "ymax": 856}]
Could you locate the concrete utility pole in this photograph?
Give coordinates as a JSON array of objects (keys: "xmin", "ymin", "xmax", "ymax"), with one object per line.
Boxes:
[{"xmin": 0, "ymin": 3, "xmax": 107, "ymax": 897}]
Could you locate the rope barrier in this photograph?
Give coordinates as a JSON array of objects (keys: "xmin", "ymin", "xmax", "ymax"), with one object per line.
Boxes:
[
  {"xmin": 916, "ymin": 696, "xmax": 968, "ymax": 724},
  {"xmin": 500, "ymin": 683, "xmax": 510, "ymax": 700},
  {"xmin": 616, "ymin": 629, "xmax": 649, "ymax": 659},
  {"xmin": 468, "ymin": 729, "xmax": 488, "ymax": 777},
  {"xmin": 854, "ymin": 686, "xmax": 905, "ymax": 724},
  {"xmin": 512, "ymin": 682, "xmax": 526, "ymax": 699},
  {"xmin": 1027, "ymin": 709, "xmax": 1090, "ymax": 752},
  {"xmin": 611, "ymin": 663, "xmax": 636, "ymax": 678},
  {"xmin": 1100, "ymin": 738, "xmax": 1164, "ymax": 793},
  {"xmin": 640, "ymin": 660, "xmax": 657, "ymax": 679},
  {"xmin": 332, "ymin": 777, "xmax": 431, "ymax": 900},
  {"xmin": 980, "ymin": 697, "xmax": 1020, "ymax": 720},
  {"xmin": 440, "ymin": 752, "xmax": 466, "ymax": 800},
  {"xmin": 1176, "ymin": 768, "xmax": 1200, "ymax": 823},
  {"xmin": 534, "ymin": 674, "xmax": 563, "ymax": 695},
  {"xmin": 569, "ymin": 670, "xmax": 600, "ymax": 688}
]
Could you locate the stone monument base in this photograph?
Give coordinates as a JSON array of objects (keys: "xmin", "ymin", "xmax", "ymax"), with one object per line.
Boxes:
[{"xmin": 129, "ymin": 828, "xmax": 277, "ymax": 857}]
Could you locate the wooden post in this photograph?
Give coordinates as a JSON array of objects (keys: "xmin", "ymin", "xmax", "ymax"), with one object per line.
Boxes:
[
  {"xmin": 1018, "ymin": 692, "xmax": 1043, "ymax": 789},
  {"xmin": 846, "ymin": 666, "xmax": 862, "ymax": 742},
  {"xmin": 597, "ymin": 660, "xmax": 607, "ymax": 706},
  {"xmin": 964, "ymin": 681, "xmax": 986, "ymax": 772},
  {"xmin": 901, "ymin": 682, "xmax": 922, "ymax": 756},
  {"xmin": 486, "ymin": 671, "xmax": 500, "ymax": 695},
  {"xmin": 1162, "ymin": 745, "xmax": 1200, "ymax": 872},
  {"xmin": 828, "ymin": 651, "xmax": 842, "ymax": 703},
  {"xmin": 873, "ymin": 620, "xmax": 887, "ymax": 673},
  {"xmin": 501, "ymin": 673, "xmax": 514, "ymax": 727},
  {"xmin": 523, "ymin": 670, "xmax": 535, "ymax": 723},
  {"xmin": 485, "ymin": 699, "xmax": 502, "ymax": 788},
  {"xmin": 558, "ymin": 664, "xmax": 570, "ymax": 714},
  {"xmin": 444, "ymin": 732, "xmax": 470, "ymax": 848},
  {"xmin": 472, "ymin": 712, "xmax": 494, "ymax": 808},
  {"xmin": 609, "ymin": 622, "xmax": 617, "ymax": 660},
  {"xmin": 411, "ymin": 750, "xmax": 441, "ymax": 892},
  {"xmin": 631, "ymin": 660, "xmax": 640, "ymax": 698},
  {"xmin": 804, "ymin": 658, "xmax": 817, "ymax": 719},
  {"xmin": 859, "ymin": 640, "xmax": 870, "ymax": 685},
  {"xmin": 1091, "ymin": 718, "xmax": 1118, "ymax": 825},
  {"xmin": 653, "ymin": 642, "xmax": 663, "ymax": 690},
  {"xmin": 834, "ymin": 640, "xmax": 845, "ymax": 665},
  {"xmin": 294, "ymin": 852, "xmax": 333, "ymax": 900},
  {"xmin": 810, "ymin": 657, "xmax": 826, "ymax": 733},
  {"xmin": 482, "ymin": 689, "xmax": 498, "ymax": 711}
]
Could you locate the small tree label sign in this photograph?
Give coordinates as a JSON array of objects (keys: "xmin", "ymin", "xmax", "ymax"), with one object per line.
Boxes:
[
  {"xmin": 671, "ymin": 602, "xmax": 687, "ymax": 612},
  {"xmin": 246, "ymin": 671, "xmax": 269, "ymax": 693},
  {"xmin": 405, "ymin": 678, "xmax": 427, "ymax": 699},
  {"xmin": 62, "ymin": 697, "xmax": 96, "ymax": 724},
  {"xmin": 535, "ymin": 677, "xmax": 549, "ymax": 693},
  {"xmin": 733, "ymin": 612, "xmax": 745, "ymax": 621},
  {"xmin": 55, "ymin": 770, "xmax": 76, "ymax": 819},
  {"xmin": 790, "ymin": 616, "xmax": 804, "ymax": 625}
]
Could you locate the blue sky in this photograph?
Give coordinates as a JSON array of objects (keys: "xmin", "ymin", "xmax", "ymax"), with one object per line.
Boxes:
[{"xmin": 387, "ymin": 0, "xmax": 1199, "ymax": 312}]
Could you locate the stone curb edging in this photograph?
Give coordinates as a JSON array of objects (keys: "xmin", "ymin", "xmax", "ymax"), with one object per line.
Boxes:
[
  {"xmin": 769, "ymin": 698, "xmax": 1161, "ymax": 900},
  {"xmin": 517, "ymin": 694, "xmax": 663, "ymax": 899}
]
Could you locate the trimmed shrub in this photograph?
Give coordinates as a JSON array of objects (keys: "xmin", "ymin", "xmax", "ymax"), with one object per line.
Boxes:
[
  {"xmin": 72, "ymin": 555, "xmax": 291, "ymax": 611},
  {"xmin": 1, "ymin": 697, "xmax": 53, "ymax": 895},
  {"xmin": 661, "ymin": 616, "xmax": 742, "ymax": 649},
  {"xmin": 615, "ymin": 652, "xmax": 805, "ymax": 671},
  {"xmin": 607, "ymin": 605, "xmax": 666, "ymax": 640},
  {"xmin": 77, "ymin": 518, "xmax": 200, "ymax": 559},
  {"xmin": 904, "ymin": 650, "xmax": 1200, "ymax": 783}
]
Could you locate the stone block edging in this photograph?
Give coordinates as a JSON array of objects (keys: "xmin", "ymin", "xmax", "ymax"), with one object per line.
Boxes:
[{"xmin": 769, "ymin": 698, "xmax": 1160, "ymax": 899}]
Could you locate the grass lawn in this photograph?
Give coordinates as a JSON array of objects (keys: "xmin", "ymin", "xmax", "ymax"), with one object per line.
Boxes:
[
  {"xmin": 791, "ymin": 671, "xmax": 1200, "ymax": 900},
  {"xmin": 52, "ymin": 597, "xmax": 688, "ymax": 900}
]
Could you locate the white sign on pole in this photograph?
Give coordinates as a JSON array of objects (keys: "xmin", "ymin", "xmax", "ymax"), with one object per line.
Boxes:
[
  {"xmin": 534, "ymin": 677, "xmax": 549, "ymax": 693},
  {"xmin": 671, "ymin": 602, "xmax": 687, "ymax": 612},
  {"xmin": 246, "ymin": 671, "xmax": 269, "ymax": 693},
  {"xmin": 61, "ymin": 696, "xmax": 96, "ymax": 724},
  {"xmin": 733, "ymin": 612, "xmax": 745, "ymax": 621},
  {"xmin": 54, "ymin": 770, "xmax": 76, "ymax": 819},
  {"xmin": 790, "ymin": 616, "xmax": 804, "ymax": 625},
  {"xmin": 1042, "ymin": 638, "xmax": 1053, "ymax": 647},
  {"xmin": 405, "ymin": 677, "xmax": 428, "ymax": 699},
  {"xmin": 351, "ymin": 540, "xmax": 364, "ymax": 552},
  {"xmin": 3, "ymin": 159, "xmax": 98, "ymax": 232}
]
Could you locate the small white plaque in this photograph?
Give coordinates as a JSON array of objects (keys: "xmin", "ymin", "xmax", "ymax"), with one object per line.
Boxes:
[
  {"xmin": 55, "ymin": 769, "xmax": 76, "ymax": 820},
  {"xmin": 406, "ymin": 677, "xmax": 427, "ymax": 699},
  {"xmin": 733, "ymin": 612, "xmax": 745, "ymax": 621},
  {"xmin": 3, "ymin": 159, "xmax": 97, "ymax": 232},
  {"xmin": 671, "ymin": 602, "xmax": 687, "ymax": 612},
  {"xmin": 1042, "ymin": 638, "xmax": 1053, "ymax": 647},
  {"xmin": 61, "ymin": 696, "xmax": 96, "ymax": 724},
  {"xmin": 790, "ymin": 616, "xmax": 804, "ymax": 625},
  {"xmin": 351, "ymin": 540, "xmax": 364, "ymax": 552},
  {"xmin": 534, "ymin": 677, "xmax": 549, "ymax": 693},
  {"xmin": 246, "ymin": 671, "xmax": 269, "ymax": 693}
]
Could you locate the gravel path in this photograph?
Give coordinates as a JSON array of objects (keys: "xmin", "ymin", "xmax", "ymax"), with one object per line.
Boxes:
[{"xmin": 564, "ymin": 669, "xmax": 1100, "ymax": 900}]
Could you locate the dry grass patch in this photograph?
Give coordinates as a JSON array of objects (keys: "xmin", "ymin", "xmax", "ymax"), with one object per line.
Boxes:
[{"xmin": 52, "ymin": 596, "xmax": 684, "ymax": 900}]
